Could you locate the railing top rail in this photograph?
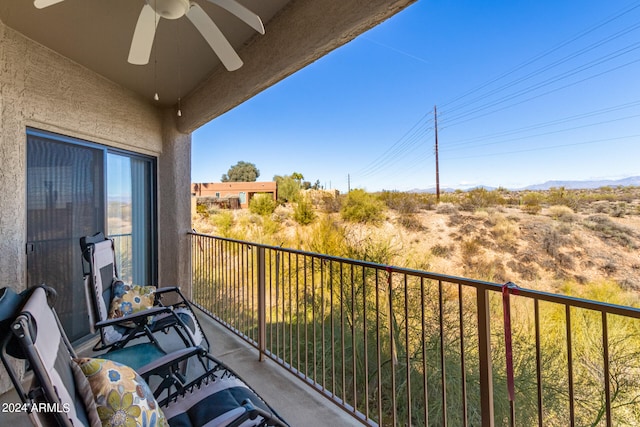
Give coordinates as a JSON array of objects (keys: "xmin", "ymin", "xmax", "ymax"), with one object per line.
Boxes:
[{"xmin": 188, "ymin": 231, "xmax": 640, "ymax": 319}]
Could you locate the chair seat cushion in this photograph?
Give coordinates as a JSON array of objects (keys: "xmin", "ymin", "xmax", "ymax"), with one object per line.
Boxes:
[
  {"xmin": 162, "ymin": 377, "xmax": 270, "ymax": 427},
  {"xmin": 100, "ymin": 342, "xmax": 167, "ymax": 371},
  {"xmin": 74, "ymin": 357, "xmax": 166, "ymax": 427}
]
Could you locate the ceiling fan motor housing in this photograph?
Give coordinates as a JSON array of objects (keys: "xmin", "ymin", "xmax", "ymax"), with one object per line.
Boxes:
[{"xmin": 147, "ymin": 0, "xmax": 190, "ymax": 19}]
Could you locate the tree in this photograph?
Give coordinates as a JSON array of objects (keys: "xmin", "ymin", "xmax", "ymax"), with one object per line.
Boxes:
[
  {"xmin": 274, "ymin": 175, "xmax": 300, "ymax": 203},
  {"xmin": 221, "ymin": 161, "xmax": 260, "ymax": 182}
]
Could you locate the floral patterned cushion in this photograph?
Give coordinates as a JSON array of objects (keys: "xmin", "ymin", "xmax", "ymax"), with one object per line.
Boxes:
[
  {"xmin": 74, "ymin": 358, "xmax": 166, "ymax": 427},
  {"xmin": 108, "ymin": 280, "xmax": 155, "ymax": 324}
]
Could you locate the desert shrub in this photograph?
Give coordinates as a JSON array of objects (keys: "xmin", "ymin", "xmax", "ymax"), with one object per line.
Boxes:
[
  {"xmin": 548, "ymin": 205, "xmax": 577, "ymax": 222},
  {"xmin": 610, "ymin": 202, "xmax": 627, "ymax": 218},
  {"xmin": 540, "ymin": 224, "xmax": 570, "ymax": 259},
  {"xmin": 459, "ymin": 238, "xmax": 507, "ymax": 280},
  {"xmin": 319, "ymin": 192, "xmax": 342, "ymax": 213},
  {"xmin": 345, "ymin": 234, "xmax": 398, "ymax": 264},
  {"xmin": 561, "ymin": 279, "xmax": 639, "ymax": 306},
  {"xmin": 249, "ymin": 193, "xmax": 276, "ymax": 216},
  {"xmin": 460, "ymin": 188, "xmax": 506, "ymax": 211},
  {"xmin": 379, "ymin": 191, "xmax": 420, "ymax": 214},
  {"xmin": 212, "ymin": 211, "xmax": 234, "ymax": 236},
  {"xmin": 460, "ymin": 238, "xmax": 482, "ymax": 262},
  {"xmin": 490, "ymin": 215, "xmax": 519, "ymax": 249},
  {"xmin": 521, "ymin": 192, "xmax": 543, "ymax": 214},
  {"xmin": 397, "ymin": 214, "xmax": 426, "ymax": 231},
  {"xmin": 591, "ymin": 200, "xmax": 610, "ymax": 214},
  {"xmin": 271, "ymin": 205, "xmax": 290, "ymax": 223},
  {"xmin": 546, "ymin": 187, "xmax": 577, "ymax": 208},
  {"xmin": 293, "ymin": 198, "xmax": 316, "ymax": 225},
  {"xmin": 304, "ymin": 216, "xmax": 346, "ymax": 256},
  {"xmin": 340, "ymin": 189, "xmax": 385, "ymax": 224},
  {"xmin": 468, "ymin": 257, "xmax": 507, "ymax": 282},
  {"xmin": 196, "ymin": 203, "xmax": 209, "ymax": 217},
  {"xmin": 583, "ymin": 214, "xmax": 636, "ymax": 247},
  {"xmin": 416, "ymin": 193, "xmax": 437, "ymax": 210},
  {"xmin": 507, "ymin": 259, "xmax": 538, "ymax": 281},
  {"xmin": 261, "ymin": 217, "xmax": 281, "ymax": 237},
  {"xmin": 436, "ymin": 202, "xmax": 458, "ymax": 215},
  {"xmin": 430, "ymin": 243, "xmax": 453, "ymax": 258},
  {"xmin": 439, "ymin": 192, "xmax": 462, "ymax": 204}
]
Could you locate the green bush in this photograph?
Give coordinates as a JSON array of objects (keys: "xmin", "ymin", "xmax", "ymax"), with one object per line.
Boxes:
[
  {"xmin": 340, "ymin": 189, "xmax": 385, "ymax": 224},
  {"xmin": 212, "ymin": 211, "xmax": 233, "ymax": 236},
  {"xmin": 304, "ymin": 216, "xmax": 346, "ymax": 256},
  {"xmin": 196, "ymin": 203, "xmax": 209, "ymax": 217},
  {"xmin": 521, "ymin": 192, "xmax": 543, "ymax": 214},
  {"xmin": 293, "ymin": 198, "xmax": 316, "ymax": 225},
  {"xmin": 546, "ymin": 186, "xmax": 579, "ymax": 210},
  {"xmin": 249, "ymin": 193, "xmax": 276, "ymax": 216},
  {"xmin": 460, "ymin": 188, "xmax": 506, "ymax": 211},
  {"xmin": 378, "ymin": 191, "xmax": 420, "ymax": 214}
]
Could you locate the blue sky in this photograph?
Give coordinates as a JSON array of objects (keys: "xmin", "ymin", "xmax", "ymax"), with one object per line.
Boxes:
[{"xmin": 192, "ymin": 0, "xmax": 640, "ymax": 193}]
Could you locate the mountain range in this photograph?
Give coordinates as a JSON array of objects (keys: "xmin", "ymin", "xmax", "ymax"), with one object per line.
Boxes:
[{"xmin": 408, "ymin": 176, "xmax": 640, "ymax": 193}]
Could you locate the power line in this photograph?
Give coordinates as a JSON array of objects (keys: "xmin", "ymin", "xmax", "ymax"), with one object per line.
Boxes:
[
  {"xmin": 439, "ymin": 41, "xmax": 640, "ymax": 129},
  {"xmin": 438, "ymin": 20, "xmax": 640, "ymax": 124},
  {"xmin": 444, "ymin": 100, "xmax": 640, "ymax": 147},
  {"xmin": 353, "ymin": 1, "xmax": 640, "ymax": 187},
  {"xmin": 356, "ymin": 117, "xmax": 433, "ymax": 178},
  {"xmin": 443, "ymin": 134, "xmax": 640, "ymax": 161},
  {"xmin": 440, "ymin": 55, "xmax": 640, "ymax": 132},
  {"xmin": 438, "ymin": 0, "xmax": 640, "ymax": 112}
]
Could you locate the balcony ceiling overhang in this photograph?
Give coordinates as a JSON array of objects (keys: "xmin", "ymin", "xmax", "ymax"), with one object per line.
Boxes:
[{"xmin": 0, "ymin": 0, "xmax": 415, "ymax": 133}]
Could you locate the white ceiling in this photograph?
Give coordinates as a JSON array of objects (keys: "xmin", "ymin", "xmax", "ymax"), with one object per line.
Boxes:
[{"xmin": 0, "ymin": 0, "xmax": 291, "ymax": 106}]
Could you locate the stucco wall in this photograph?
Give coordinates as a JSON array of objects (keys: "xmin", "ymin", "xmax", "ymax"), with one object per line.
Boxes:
[
  {"xmin": 0, "ymin": 20, "xmax": 169, "ymax": 393},
  {"xmin": 0, "ymin": 20, "xmax": 164, "ymax": 285},
  {"xmin": 158, "ymin": 109, "xmax": 192, "ymax": 297}
]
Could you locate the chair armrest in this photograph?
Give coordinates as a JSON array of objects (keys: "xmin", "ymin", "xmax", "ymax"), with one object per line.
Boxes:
[
  {"xmin": 154, "ymin": 286, "xmax": 190, "ymax": 307},
  {"xmin": 95, "ymin": 306, "xmax": 170, "ymax": 328},
  {"xmin": 154, "ymin": 286, "xmax": 180, "ymax": 295},
  {"xmin": 137, "ymin": 346, "xmax": 205, "ymax": 377}
]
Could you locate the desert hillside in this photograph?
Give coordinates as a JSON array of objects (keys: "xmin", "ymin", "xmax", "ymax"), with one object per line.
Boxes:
[{"xmin": 193, "ymin": 187, "xmax": 640, "ymax": 298}]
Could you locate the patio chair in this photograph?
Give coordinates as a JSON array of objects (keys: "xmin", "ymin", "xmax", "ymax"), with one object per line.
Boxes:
[
  {"xmin": 79, "ymin": 232, "xmax": 209, "ymax": 355},
  {"xmin": 0, "ymin": 285, "xmax": 289, "ymax": 427}
]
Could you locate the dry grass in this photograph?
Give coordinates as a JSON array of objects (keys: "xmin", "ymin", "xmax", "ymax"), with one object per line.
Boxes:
[{"xmin": 193, "ymin": 187, "xmax": 640, "ymax": 293}]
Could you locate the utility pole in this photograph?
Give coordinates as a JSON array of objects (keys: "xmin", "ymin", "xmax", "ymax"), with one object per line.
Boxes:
[
  {"xmin": 347, "ymin": 174, "xmax": 351, "ymax": 193},
  {"xmin": 434, "ymin": 105, "xmax": 440, "ymax": 203}
]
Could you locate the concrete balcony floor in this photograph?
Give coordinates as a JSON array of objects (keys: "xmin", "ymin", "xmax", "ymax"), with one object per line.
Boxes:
[{"xmin": 1, "ymin": 308, "xmax": 359, "ymax": 426}]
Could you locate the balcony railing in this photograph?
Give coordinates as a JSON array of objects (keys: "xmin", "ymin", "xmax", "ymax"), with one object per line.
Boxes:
[{"xmin": 189, "ymin": 232, "xmax": 640, "ymax": 427}]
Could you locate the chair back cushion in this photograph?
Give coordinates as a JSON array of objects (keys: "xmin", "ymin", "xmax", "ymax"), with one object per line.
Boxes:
[
  {"xmin": 88, "ymin": 239, "xmax": 125, "ymax": 345},
  {"xmin": 14, "ymin": 287, "xmax": 97, "ymax": 426}
]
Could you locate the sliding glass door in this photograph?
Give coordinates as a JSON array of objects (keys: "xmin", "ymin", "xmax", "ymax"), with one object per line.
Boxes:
[
  {"xmin": 26, "ymin": 129, "xmax": 156, "ymax": 342},
  {"xmin": 107, "ymin": 153, "xmax": 155, "ymax": 286}
]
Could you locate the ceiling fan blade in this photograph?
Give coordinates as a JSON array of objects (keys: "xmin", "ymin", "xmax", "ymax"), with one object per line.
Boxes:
[
  {"xmin": 128, "ymin": 4, "xmax": 160, "ymax": 65},
  {"xmin": 33, "ymin": 0, "xmax": 65, "ymax": 9},
  {"xmin": 187, "ymin": 2, "xmax": 243, "ymax": 71},
  {"xmin": 206, "ymin": 0, "xmax": 265, "ymax": 34}
]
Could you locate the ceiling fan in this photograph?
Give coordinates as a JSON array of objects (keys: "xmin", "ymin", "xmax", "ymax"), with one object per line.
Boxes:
[{"xmin": 33, "ymin": 0, "xmax": 265, "ymax": 71}]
